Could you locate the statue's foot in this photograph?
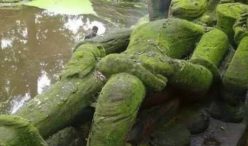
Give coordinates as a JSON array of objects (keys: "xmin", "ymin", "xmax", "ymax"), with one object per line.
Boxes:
[{"xmin": 234, "ymin": 11, "xmax": 248, "ymax": 43}]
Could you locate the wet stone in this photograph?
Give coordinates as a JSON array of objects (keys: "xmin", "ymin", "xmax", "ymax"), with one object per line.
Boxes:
[
  {"xmin": 174, "ymin": 105, "xmax": 210, "ymax": 135},
  {"xmin": 149, "ymin": 122, "xmax": 191, "ymax": 146},
  {"xmin": 209, "ymin": 101, "xmax": 244, "ymax": 123},
  {"xmin": 191, "ymin": 118, "xmax": 246, "ymax": 146},
  {"xmin": 46, "ymin": 127, "xmax": 84, "ymax": 146}
]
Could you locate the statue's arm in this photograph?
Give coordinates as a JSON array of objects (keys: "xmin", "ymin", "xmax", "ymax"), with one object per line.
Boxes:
[{"xmin": 74, "ymin": 28, "xmax": 132, "ymax": 54}]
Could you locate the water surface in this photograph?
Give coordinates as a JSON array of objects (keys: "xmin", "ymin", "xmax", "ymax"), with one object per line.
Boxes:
[{"xmin": 0, "ymin": 1, "xmax": 146, "ymax": 113}]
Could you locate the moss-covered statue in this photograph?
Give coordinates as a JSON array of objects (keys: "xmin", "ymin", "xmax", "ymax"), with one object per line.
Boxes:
[{"xmin": 0, "ymin": 0, "xmax": 248, "ymax": 146}]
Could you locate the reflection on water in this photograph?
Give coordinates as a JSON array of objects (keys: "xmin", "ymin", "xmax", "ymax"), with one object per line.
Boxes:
[
  {"xmin": 37, "ymin": 70, "xmax": 51, "ymax": 94},
  {"xmin": 10, "ymin": 93, "xmax": 31, "ymax": 114},
  {"xmin": 0, "ymin": 2, "xmax": 146, "ymax": 114}
]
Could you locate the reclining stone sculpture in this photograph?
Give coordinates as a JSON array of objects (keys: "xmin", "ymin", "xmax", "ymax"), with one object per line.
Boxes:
[{"xmin": 0, "ymin": 0, "xmax": 248, "ymax": 145}]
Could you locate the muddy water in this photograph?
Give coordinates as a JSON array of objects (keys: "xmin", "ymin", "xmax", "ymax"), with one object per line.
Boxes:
[{"xmin": 0, "ymin": 2, "xmax": 146, "ymax": 114}]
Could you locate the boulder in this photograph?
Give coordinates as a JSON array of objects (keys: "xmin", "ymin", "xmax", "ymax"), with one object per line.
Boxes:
[
  {"xmin": 191, "ymin": 118, "xmax": 247, "ymax": 146},
  {"xmin": 46, "ymin": 127, "xmax": 85, "ymax": 146},
  {"xmin": 209, "ymin": 100, "xmax": 244, "ymax": 122},
  {"xmin": 149, "ymin": 122, "xmax": 191, "ymax": 146},
  {"xmin": 177, "ymin": 107, "xmax": 210, "ymax": 134}
]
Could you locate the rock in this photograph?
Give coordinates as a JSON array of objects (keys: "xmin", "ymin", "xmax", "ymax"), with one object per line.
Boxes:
[
  {"xmin": 46, "ymin": 127, "xmax": 84, "ymax": 146},
  {"xmin": 127, "ymin": 99, "xmax": 180, "ymax": 145},
  {"xmin": 177, "ymin": 107, "xmax": 210, "ymax": 134},
  {"xmin": 191, "ymin": 118, "xmax": 247, "ymax": 146},
  {"xmin": 149, "ymin": 122, "xmax": 191, "ymax": 146},
  {"xmin": 209, "ymin": 101, "xmax": 244, "ymax": 123}
]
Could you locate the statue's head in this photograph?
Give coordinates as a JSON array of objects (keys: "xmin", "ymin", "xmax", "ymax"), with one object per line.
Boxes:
[{"xmin": 170, "ymin": 0, "xmax": 208, "ymax": 20}]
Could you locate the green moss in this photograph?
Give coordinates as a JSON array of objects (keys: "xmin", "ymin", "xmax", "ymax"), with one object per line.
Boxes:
[
  {"xmin": 87, "ymin": 73, "xmax": 145, "ymax": 146},
  {"xmin": 169, "ymin": 60, "xmax": 213, "ymax": 95},
  {"xmin": 233, "ymin": 12, "xmax": 248, "ymax": 44},
  {"xmin": 127, "ymin": 18, "xmax": 204, "ymax": 58},
  {"xmin": 96, "ymin": 54, "xmax": 167, "ymax": 91},
  {"xmin": 0, "ymin": 115, "xmax": 47, "ymax": 146},
  {"xmin": 61, "ymin": 43, "xmax": 106, "ymax": 79},
  {"xmin": 137, "ymin": 52, "xmax": 175, "ymax": 76},
  {"xmin": 24, "ymin": 0, "xmax": 96, "ymax": 15},
  {"xmin": 216, "ymin": 3, "xmax": 248, "ymax": 43},
  {"xmin": 170, "ymin": 0, "xmax": 208, "ymax": 19},
  {"xmin": 16, "ymin": 44, "xmax": 106, "ymax": 138},
  {"xmin": 195, "ymin": 0, "xmax": 220, "ymax": 26},
  {"xmin": 17, "ymin": 72, "xmax": 105, "ymax": 138},
  {"xmin": 76, "ymin": 28, "xmax": 132, "ymax": 54},
  {"xmin": 191, "ymin": 29, "xmax": 229, "ymax": 67},
  {"xmin": 223, "ymin": 36, "xmax": 248, "ymax": 94},
  {"xmin": 98, "ymin": 19, "xmax": 211, "ymax": 93},
  {"xmin": 191, "ymin": 29, "xmax": 229, "ymax": 79}
]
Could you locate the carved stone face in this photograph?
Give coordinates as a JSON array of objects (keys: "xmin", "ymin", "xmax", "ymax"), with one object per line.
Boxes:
[{"xmin": 170, "ymin": 0, "xmax": 208, "ymax": 19}]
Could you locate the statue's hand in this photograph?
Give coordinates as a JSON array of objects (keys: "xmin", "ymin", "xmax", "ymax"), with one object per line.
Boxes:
[
  {"xmin": 234, "ymin": 12, "xmax": 248, "ymax": 44},
  {"xmin": 219, "ymin": 0, "xmax": 234, "ymax": 3},
  {"xmin": 97, "ymin": 54, "xmax": 167, "ymax": 91}
]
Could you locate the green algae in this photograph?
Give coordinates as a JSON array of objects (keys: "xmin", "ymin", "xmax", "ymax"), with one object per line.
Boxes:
[{"xmin": 24, "ymin": 0, "xmax": 95, "ymax": 15}]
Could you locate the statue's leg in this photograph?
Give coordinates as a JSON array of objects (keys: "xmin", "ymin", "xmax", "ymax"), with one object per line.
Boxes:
[
  {"xmin": 209, "ymin": 13, "xmax": 248, "ymax": 122},
  {"xmin": 15, "ymin": 29, "xmax": 131, "ymax": 138},
  {"xmin": 216, "ymin": 2, "xmax": 248, "ymax": 44},
  {"xmin": 87, "ymin": 73, "xmax": 146, "ymax": 146},
  {"xmin": 223, "ymin": 11, "xmax": 248, "ymax": 104},
  {"xmin": 210, "ymin": 36, "xmax": 248, "ymax": 122},
  {"xmin": 222, "ymin": 36, "xmax": 248, "ymax": 104},
  {"xmin": 0, "ymin": 115, "xmax": 47, "ymax": 146},
  {"xmin": 16, "ymin": 44, "xmax": 106, "ymax": 138},
  {"xmin": 97, "ymin": 54, "xmax": 167, "ymax": 91}
]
